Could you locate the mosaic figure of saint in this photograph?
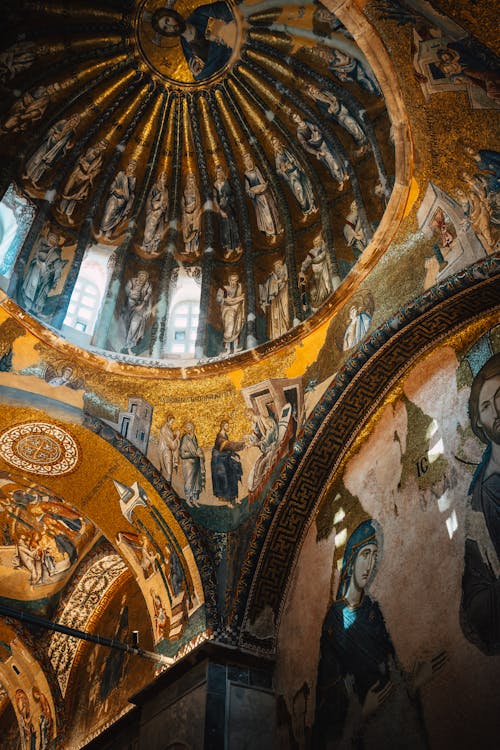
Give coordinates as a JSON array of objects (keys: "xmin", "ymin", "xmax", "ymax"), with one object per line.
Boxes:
[
  {"xmin": 142, "ymin": 172, "xmax": 169, "ymax": 253},
  {"xmin": 24, "ymin": 113, "xmax": 81, "ymax": 187},
  {"xmin": 343, "ymin": 200, "xmax": 370, "ymax": 258},
  {"xmin": 179, "ymin": 421, "xmax": 206, "ymax": 507},
  {"xmin": 306, "ymin": 84, "xmax": 368, "ymax": 152},
  {"xmin": 21, "ymin": 231, "xmax": 67, "ymax": 315},
  {"xmin": 213, "ymin": 163, "xmax": 241, "ymax": 258},
  {"xmin": 316, "ymin": 46, "xmax": 381, "ymax": 96},
  {"xmin": 243, "ymin": 153, "xmax": 282, "ymax": 238},
  {"xmin": 271, "ymin": 136, "xmax": 316, "ymax": 216},
  {"xmin": 0, "ymin": 41, "xmax": 38, "ymax": 84},
  {"xmin": 211, "ymin": 419, "xmax": 246, "ymax": 506},
  {"xmin": 159, "ymin": 413, "xmax": 180, "ymax": 484},
  {"xmin": 259, "ymin": 258, "xmax": 290, "ymax": 339},
  {"xmin": 181, "ymin": 172, "xmax": 202, "ymax": 255},
  {"xmin": 292, "ymin": 113, "xmax": 348, "ymax": 191},
  {"xmin": 299, "ymin": 234, "xmax": 339, "ymax": 311},
  {"xmin": 217, "ymin": 272, "xmax": 245, "ymax": 354},
  {"xmin": 100, "ymin": 160, "xmax": 137, "ymax": 238},
  {"xmin": 59, "ymin": 139, "xmax": 107, "ymax": 221},
  {"xmin": 1, "ymin": 83, "xmax": 58, "ymax": 134},
  {"xmin": 123, "ymin": 270, "xmax": 152, "ymax": 354}
]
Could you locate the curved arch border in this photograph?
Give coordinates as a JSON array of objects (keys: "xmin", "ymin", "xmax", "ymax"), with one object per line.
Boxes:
[
  {"xmin": 232, "ymin": 256, "xmax": 500, "ymax": 653},
  {"xmin": 0, "ymin": 0, "xmax": 413, "ymax": 379}
]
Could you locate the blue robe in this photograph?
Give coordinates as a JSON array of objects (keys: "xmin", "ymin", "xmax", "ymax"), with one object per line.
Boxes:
[{"xmin": 181, "ymin": 2, "xmax": 233, "ymax": 81}]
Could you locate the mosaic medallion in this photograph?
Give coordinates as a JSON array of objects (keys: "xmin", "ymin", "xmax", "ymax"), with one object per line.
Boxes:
[
  {"xmin": 0, "ymin": 422, "xmax": 79, "ymax": 475},
  {"xmin": 136, "ymin": 0, "xmax": 242, "ymax": 85}
]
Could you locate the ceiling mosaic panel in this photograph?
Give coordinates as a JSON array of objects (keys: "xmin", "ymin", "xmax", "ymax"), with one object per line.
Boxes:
[{"xmin": 0, "ymin": 0, "xmax": 395, "ymax": 367}]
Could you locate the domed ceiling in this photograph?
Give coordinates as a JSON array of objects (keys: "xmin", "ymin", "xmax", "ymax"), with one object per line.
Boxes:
[{"xmin": 0, "ymin": 0, "xmax": 394, "ymax": 367}]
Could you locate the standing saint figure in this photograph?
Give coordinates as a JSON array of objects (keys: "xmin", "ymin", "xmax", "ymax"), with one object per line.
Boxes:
[
  {"xmin": 216, "ymin": 272, "xmax": 245, "ymax": 354},
  {"xmin": 123, "ymin": 270, "xmax": 152, "ymax": 354},
  {"xmin": 342, "ymin": 304, "xmax": 372, "ymax": 351},
  {"xmin": 299, "ymin": 234, "xmax": 340, "ymax": 311},
  {"xmin": 461, "ymin": 353, "xmax": 500, "ymax": 654},
  {"xmin": 314, "ymin": 520, "xmax": 447, "ymax": 749},
  {"xmin": 24, "ymin": 113, "xmax": 81, "ymax": 187},
  {"xmin": 32, "ymin": 686, "xmax": 53, "ymax": 750},
  {"xmin": 1, "ymin": 83, "xmax": 58, "ymax": 134},
  {"xmin": 211, "ymin": 419, "xmax": 246, "ymax": 506},
  {"xmin": 343, "ymin": 200, "xmax": 370, "ymax": 258},
  {"xmin": 213, "ymin": 163, "xmax": 241, "ymax": 258},
  {"xmin": 181, "ymin": 172, "xmax": 202, "ymax": 255},
  {"xmin": 259, "ymin": 258, "xmax": 290, "ymax": 340},
  {"xmin": 179, "ymin": 421, "xmax": 205, "ymax": 507},
  {"xmin": 159, "ymin": 413, "xmax": 180, "ymax": 484},
  {"xmin": 100, "ymin": 160, "xmax": 137, "ymax": 238},
  {"xmin": 21, "ymin": 231, "xmax": 67, "ymax": 315},
  {"xmin": 243, "ymin": 153, "xmax": 282, "ymax": 237},
  {"xmin": 59, "ymin": 139, "xmax": 107, "ymax": 221},
  {"xmin": 316, "ymin": 46, "xmax": 381, "ymax": 95},
  {"xmin": 306, "ymin": 84, "xmax": 368, "ymax": 152},
  {"xmin": 142, "ymin": 172, "xmax": 169, "ymax": 253},
  {"xmin": 271, "ymin": 136, "xmax": 316, "ymax": 216},
  {"xmin": 292, "ymin": 112, "xmax": 348, "ymax": 191}
]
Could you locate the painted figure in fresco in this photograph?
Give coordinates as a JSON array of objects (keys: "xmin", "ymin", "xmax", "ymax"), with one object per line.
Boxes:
[
  {"xmin": 211, "ymin": 419, "xmax": 246, "ymax": 506},
  {"xmin": 271, "ymin": 136, "xmax": 316, "ymax": 216},
  {"xmin": 216, "ymin": 272, "xmax": 245, "ymax": 354},
  {"xmin": 181, "ymin": 172, "xmax": 202, "ymax": 255},
  {"xmin": 343, "ymin": 200, "xmax": 370, "ymax": 258},
  {"xmin": 179, "ymin": 421, "xmax": 205, "ymax": 507},
  {"xmin": 243, "ymin": 153, "xmax": 282, "ymax": 238},
  {"xmin": 259, "ymin": 258, "xmax": 290, "ymax": 340},
  {"xmin": 152, "ymin": 2, "xmax": 235, "ymax": 81},
  {"xmin": 100, "ymin": 160, "xmax": 137, "ymax": 238},
  {"xmin": 24, "ymin": 113, "xmax": 81, "ymax": 187},
  {"xmin": 32, "ymin": 686, "xmax": 53, "ymax": 750},
  {"xmin": 314, "ymin": 520, "xmax": 447, "ymax": 749},
  {"xmin": 1, "ymin": 83, "xmax": 59, "ymax": 134},
  {"xmin": 142, "ymin": 172, "xmax": 169, "ymax": 253},
  {"xmin": 21, "ymin": 231, "xmax": 67, "ymax": 316},
  {"xmin": 59, "ymin": 139, "xmax": 107, "ymax": 222},
  {"xmin": 306, "ymin": 85, "xmax": 368, "ymax": 153},
  {"xmin": 292, "ymin": 113, "xmax": 348, "ymax": 191},
  {"xmin": 159, "ymin": 413, "xmax": 180, "ymax": 484},
  {"xmin": 15, "ymin": 688, "xmax": 36, "ymax": 750},
  {"xmin": 123, "ymin": 270, "xmax": 152, "ymax": 354},
  {"xmin": 213, "ymin": 163, "xmax": 241, "ymax": 258},
  {"xmin": 299, "ymin": 234, "xmax": 340, "ymax": 312},
  {"xmin": 461, "ymin": 352, "xmax": 500, "ymax": 654},
  {"xmin": 343, "ymin": 304, "xmax": 372, "ymax": 351},
  {"xmin": 315, "ymin": 46, "xmax": 381, "ymax": 96}
]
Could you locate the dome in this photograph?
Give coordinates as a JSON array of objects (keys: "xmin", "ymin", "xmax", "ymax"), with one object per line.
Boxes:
[{"xmin": 0, "ymin": 0, "xmax": 394, "ymax": 368}]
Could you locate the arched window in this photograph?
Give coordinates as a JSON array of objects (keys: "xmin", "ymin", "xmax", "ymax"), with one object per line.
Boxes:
[
  {"xmin": 164, "ymin": 267, "xmax": 201, "ymax": 357},
  {"xmin": 62, "ymin": 244, "xmax": 113, "ymax": 341},
  {"xmin": 166, "ymin": 299, "xmax": 200, "ymax": 355},
  {"xmin": 64, "ymin": 279, "xmax": 100, "ymax": 333}
]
